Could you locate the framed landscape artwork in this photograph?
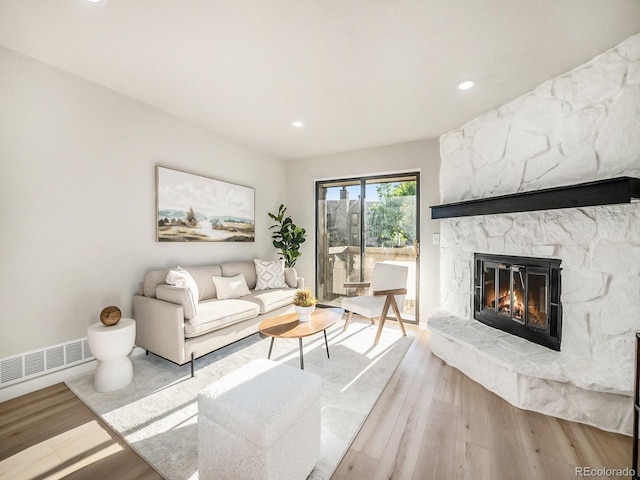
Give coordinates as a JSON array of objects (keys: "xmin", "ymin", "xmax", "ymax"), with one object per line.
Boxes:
[{"xmin": 156, "ymin": 166, "xmax": 255, "ymax": 242}]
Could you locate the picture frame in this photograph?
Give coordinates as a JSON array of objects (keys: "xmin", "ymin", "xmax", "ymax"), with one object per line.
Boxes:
[{"xmin": 156, "ymin": 166, "xmax": 255, "ymax": 242}]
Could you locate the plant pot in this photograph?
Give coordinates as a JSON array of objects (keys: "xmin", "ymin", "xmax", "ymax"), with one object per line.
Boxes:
[{"xmin": 295, "ymin": 305, "xmax": 315, "ymax": 322}]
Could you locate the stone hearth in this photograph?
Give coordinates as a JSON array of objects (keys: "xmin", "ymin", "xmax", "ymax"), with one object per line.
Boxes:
[
  {"xmin": 429, "ymin": 312, "xmax": 631, "ymax": 433},
  {"xmin": 430, "ymin": 32, "xmax": 640, "ymax": 434}
]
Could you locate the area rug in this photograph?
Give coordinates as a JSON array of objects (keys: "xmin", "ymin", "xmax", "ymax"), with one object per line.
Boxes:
[{"xmin": 65, "ymin": 320, "xmax": 413, "ymax": 480}]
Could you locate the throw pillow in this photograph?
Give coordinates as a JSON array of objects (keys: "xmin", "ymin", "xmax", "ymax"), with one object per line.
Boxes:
[
  {"xmin": 212, "ymin": 274, "xmax": 251, "ymax": 300},
  {"xmin": 166, "ymin": 267, "xmax": 200, "ymax": 311},
  {"xmin": 254, "ymin": 259, "xmax": 287, "ymax": 290}
]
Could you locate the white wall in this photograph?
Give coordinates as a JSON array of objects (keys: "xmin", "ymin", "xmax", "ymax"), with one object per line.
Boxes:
[
  {"xmin": 285, "ymin": 140, "xmax": 441, "ymax": 323},
  {"xmin": 0, "ymin": 46, "xmax": 287, "ymax": 359}
]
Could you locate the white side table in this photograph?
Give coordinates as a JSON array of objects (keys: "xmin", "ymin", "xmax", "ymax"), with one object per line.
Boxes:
[{"xmin": 87, "ymin": 318, "xmax": 136, "ymax": 392}]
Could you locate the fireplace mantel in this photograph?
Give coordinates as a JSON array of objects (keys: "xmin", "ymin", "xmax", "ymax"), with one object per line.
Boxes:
[{"xmin": 430, "ymin": 177, "xmax": 640, "ymax": 219}]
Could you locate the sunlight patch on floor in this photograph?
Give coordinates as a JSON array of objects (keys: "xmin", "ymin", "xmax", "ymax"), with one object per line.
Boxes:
[{"xmin": 0, "ymin": 420, "xmax": 123, "ymax": 480}]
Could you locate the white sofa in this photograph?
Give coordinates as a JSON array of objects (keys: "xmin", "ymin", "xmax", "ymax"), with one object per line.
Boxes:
[{"xmin": 133, "ymin": 261, "xmax": 302, "ymax": 375}]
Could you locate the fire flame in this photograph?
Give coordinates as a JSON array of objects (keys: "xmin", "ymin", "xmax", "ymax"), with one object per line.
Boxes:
[{"xmin": 497, "ymin": 290, "xmax": 524, "ymax": 320}]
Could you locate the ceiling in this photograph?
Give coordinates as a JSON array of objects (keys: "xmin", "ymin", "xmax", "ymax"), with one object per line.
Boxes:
[{"xmin": 1, "ymin": 1, "xmax": 639, "ymax": 160}]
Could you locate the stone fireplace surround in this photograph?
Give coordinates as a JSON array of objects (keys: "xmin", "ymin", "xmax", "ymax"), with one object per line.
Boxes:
[{"xmin": 428, "ymin": 32, "xmax": 640, "ymax": 435}]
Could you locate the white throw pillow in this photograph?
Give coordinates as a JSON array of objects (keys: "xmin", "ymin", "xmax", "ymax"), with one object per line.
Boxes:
[
  {"xmin": 212, "ymin": 274, "xmax": 251, "ymax": 300},
  {"xmin": 254, "ymin": 259, "xmax": 288, "ymax": 290},
  {"xmin": 166, "ymin": 267, "xmax": 199, "ymax": 310}
]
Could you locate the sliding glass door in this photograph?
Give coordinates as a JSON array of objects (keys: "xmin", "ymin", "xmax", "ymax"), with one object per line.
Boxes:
[{"xmin": 316, "ymin": 173, "xmax": 419, "ymax": 322}]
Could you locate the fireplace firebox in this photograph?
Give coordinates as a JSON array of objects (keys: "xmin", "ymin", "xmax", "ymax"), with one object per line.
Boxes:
[{"xmin": 474, "ymin": 253, "xmax": 562, "ymax": 350}]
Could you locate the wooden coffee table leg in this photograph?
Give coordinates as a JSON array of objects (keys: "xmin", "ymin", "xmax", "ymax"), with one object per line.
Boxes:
[
  {"xmin": 299, "ymin": 338, "xmax": 304, "ymax": 370},
  {"xmin": 267, "ymin": 337, "xmax": 274, "ymax": 359},
  {"xmin": 324, "ymin": 329, "xmax": 330, "ymax": 358}
]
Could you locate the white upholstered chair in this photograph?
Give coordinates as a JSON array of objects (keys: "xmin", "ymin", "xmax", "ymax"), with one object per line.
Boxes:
[{"xmin": 341, "ymin": 262, "xmax": 409, "ymax": 346}]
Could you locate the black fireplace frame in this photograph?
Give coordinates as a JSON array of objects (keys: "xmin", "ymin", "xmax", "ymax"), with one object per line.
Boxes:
[{"xmin": 473, "ymin": 253, "xmax": 562, "ymax": 350}]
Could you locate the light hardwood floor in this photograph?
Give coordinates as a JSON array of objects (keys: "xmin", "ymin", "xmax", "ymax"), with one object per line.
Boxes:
[
  {"xmin": 0, "ymin": 324, "xmax": 632, "ymax": 480},
  {"xmin": 0, "ymin": 382, "xmax": 162, "ymax": 479},
  {"xmin": 332, "ymin": 326, "xmax": 633, "ymax": 480}
]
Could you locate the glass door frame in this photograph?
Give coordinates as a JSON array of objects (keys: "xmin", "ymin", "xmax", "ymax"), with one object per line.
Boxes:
[{"xmin": 315, "ymin": 172, "xmax": 420, "ymax": 323}]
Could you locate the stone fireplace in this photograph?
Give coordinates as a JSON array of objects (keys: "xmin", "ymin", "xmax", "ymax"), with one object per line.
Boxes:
[{"xmin": 428, "ymin": 32, "xmax": 640, "ymax": 435}]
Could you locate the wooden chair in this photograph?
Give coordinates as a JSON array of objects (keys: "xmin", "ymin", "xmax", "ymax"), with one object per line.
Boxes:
[{"xmin": 341, "ymin": 262, "xmax": 409, "ymax": 346}]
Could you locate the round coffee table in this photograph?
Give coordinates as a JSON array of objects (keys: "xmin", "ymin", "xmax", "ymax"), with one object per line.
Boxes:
[{"xmin": 259, "ymin": 307, "xmax": 344, "ymax": 370}]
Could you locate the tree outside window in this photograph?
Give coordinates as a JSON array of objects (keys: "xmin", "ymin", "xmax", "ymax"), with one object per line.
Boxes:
[{"xmin": 367, "ymin": 181, "xmax": 416, "ymax": 247}]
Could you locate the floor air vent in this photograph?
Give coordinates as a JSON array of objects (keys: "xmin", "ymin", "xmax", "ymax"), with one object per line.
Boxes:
[{"xmin": 0, "ymin": 338, "xmax": 93, "ymax": 387}]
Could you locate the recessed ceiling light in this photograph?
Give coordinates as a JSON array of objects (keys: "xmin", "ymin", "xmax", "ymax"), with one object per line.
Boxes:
[
  {"xmin": 457, "ymin": 80, "xmax": 474, "ymax": 91},
  {"xmin": 292, "ymin": 121, "xmax": 304, "ymax": 128},
  {"xmin": 87, "ymin": 0, "xmax": 104, "ymax": 4}
]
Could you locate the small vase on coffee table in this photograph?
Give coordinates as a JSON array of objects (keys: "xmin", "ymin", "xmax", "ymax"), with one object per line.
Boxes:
[{"xmin": 295, "ymin": 305, "xmax": 315, "ymax": 322}]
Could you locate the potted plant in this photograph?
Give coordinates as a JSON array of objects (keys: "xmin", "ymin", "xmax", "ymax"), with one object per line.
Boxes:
[
  {"xmin": 268, "ymin": 204, "xmax": 306, "ymax": 268},
  {"xmin": 292, "ymin": 288, "xmax": 317, "ymax": 322}
]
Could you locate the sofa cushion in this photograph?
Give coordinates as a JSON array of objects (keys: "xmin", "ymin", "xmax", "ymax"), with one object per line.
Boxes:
[
  {"xmin": 143, "ymin": 269, "xmax": 170, "ymax": 298},
  {"xmin": 183, "ymin": 265, "xmax": 222, "ymax": 301},
  {"xmin": 166, "ymin": 268, "xmax": 199, "ymax": 314},
  {"xmin": 212, "ymin": 274, "xmax": 251, "ymax": 300},
  {"xmin": 243, "ymin": 288, "xmax": 296, "ymax": 314},
  {"xmin": 254, "ymin": 259, "xmax": 287, "ymax": 290},
  {"xmin": 221, "ymin": 262, "xmax": 257, "ymax": 289},
  {"xmin": 284, "ymin": 268, "xmax": 298, "ymax": 288},
  {"xmin": 142, "ymin": 265, "xmax": 222, "ymax": 301},
  {"xmin": 184, "ymin": 299, "xmax": 260, "ymax": 338},
  {"xmin": 156, "ymin": 284, "xmax": 198, "ymax": 320}
]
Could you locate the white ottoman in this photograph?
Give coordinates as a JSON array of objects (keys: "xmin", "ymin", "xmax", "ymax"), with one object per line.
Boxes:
[{"xmin": 198, "ymin": 358, "xmax": 321, "ymax": 480}]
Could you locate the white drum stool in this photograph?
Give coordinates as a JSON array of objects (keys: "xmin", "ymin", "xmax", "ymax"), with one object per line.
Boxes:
[
  {"xmin": 87, "ymin": 318, "xmax": 136, "ymax": 392},
  {"xmin": 198, "ymin": 358, "xmax": 321, "ymax": 480}
]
